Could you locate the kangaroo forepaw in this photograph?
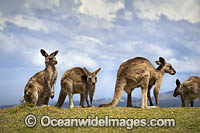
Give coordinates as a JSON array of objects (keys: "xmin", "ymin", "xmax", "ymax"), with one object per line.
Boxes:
[{"xmin": 50, "ymin": 93, "xmax": 54, "ymax": 99}]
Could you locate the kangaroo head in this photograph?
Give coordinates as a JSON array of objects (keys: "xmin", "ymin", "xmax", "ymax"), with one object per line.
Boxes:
[
  {"xmin": 83, "ymin": 67, "xmax": 101, "ymax": 86},
  {"xmin": 173, "ymin": 79, "xmax": 182, "ymax": 97},
  {"xmin": 155, "ymin": 57, "xmax": 176, "ymax": 75},
  {"xmin": 40, "ymin": 49, "xmax": 58, "ymax": 65}
]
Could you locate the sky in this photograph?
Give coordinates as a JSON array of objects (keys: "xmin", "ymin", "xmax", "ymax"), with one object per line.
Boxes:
[{"xmin": 0, "ymin": 0, "xmax": 200, "ymax": 105}]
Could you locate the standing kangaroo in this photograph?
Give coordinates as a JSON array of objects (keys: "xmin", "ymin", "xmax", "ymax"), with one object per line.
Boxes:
[
  {"xmin": 173, "ymin": 76, "xmax": 200, "ymax": 107},
  {"xmin": 23, "ymin": 49, "xmax": 58, "ymax": 106},
  {"xmin": 99, "ymin": 57, "xmax": 176, "ymax": 108},
  {"xmin": 55, "ymin": 67, "xmax": 101, "ymax": 108}
]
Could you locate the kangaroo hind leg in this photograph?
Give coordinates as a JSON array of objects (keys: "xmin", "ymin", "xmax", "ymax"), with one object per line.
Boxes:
[{"xmin": 127, "ymin": 89, "xmax": 133, "ymax": 107}]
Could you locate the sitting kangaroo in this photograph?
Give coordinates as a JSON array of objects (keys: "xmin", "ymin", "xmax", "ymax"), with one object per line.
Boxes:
[
  {"xmin": 173, "ymin": 76, "xmax": 200, "ymax": 107},
  {"xmin": 23, "ymin": 49, "xmax": 58, "ymax": 106},
  {"xmin": 55, "ymin": 67, "xmax": 101, "ymax": 108},
  {"xmin": 99, "ymin": 57, "xmax": 176, "ymax": 108}
]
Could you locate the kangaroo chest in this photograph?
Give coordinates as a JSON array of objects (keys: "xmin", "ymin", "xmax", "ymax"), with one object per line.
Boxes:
[
  {"xmin": 45, "ymin": 67, "xmax": 57, "ymax": 87},
  {"xmin": 49, "ymin": 70, "xmax": 57, "ymax": 88}
]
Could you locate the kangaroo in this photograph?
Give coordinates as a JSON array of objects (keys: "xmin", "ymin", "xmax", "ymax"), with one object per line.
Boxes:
[
  {"xmin": 23, "ymin": 49, "xmax": 58, "ymax": 106},
  {"xmin": 99, "ymin": 57, "xmax": 176, "ymax": 108},
  {"xmin": 55, "ymin": 67, "xmax": 101, "ymax": 108},
  {"xmin": 173, "ymin": 76, "xmax": 200, "ymax": 107},
  {"xmin": 127, "ymin": 64, "xmax": 164, "ymax": 107}
]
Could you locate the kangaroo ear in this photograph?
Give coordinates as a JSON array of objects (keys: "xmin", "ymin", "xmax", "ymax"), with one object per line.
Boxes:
[
  {"xmin": 176, "ymin": 79, "xmax": 181, "ymax": 86},
  {"xmin": 83, "ymin": 67, "xmax": 91, "ymax": 75},
  {"xmin": 94, "ymin": 68, "xmax": 101, "ymax": 75},
  {"xmin": 155, "ymin": 61, "xmax": 161, "ymax": 65},
  {"xmin": 50, "ymin": 50, "xmax": 58, "ymax": 56},
  {"xmin": 159, "ymin": 57, "xmax": 166, "ymax": 65},
  {"xmin": 40, "ymin": 49, "xmax": 48, "ymax": 57}
]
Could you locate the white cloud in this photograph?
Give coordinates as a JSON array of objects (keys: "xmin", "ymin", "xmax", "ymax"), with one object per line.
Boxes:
[
  {"xmin": 0, "ymin": 25, "xmax": 3, "ymax": 31},
  {"xmin": 146, "ymin": 45, "xmax": 174, "ymax": 58},
  {"xmin": 117, "ymin": 10, "xmax": 133, "ymax": 21},
  {"xmin": 0, "ymin": 33, "xmax": 16, "ymax": 52},
  {"xmin": 13, "ymin": 15, "xmax": 49, "ymax": 32},
  {"xmin": 184, "ymin": 41, "xmax": 200, "ymax": 54},
  {"xmin": 0, "ymin": 11, "xmax": 6, "ymax": 31},
  {"xmin": 76, "ymin": 35, "xmax": 104, "ymax": 46},
  {"xmin": 78, "ymin": 0, "xmax": 124, "ymax": 21},
  {"xmin": 0, "ymin": 32, "xmax": 64, "ymax": 68},
  {"xmin": 78, "ymin": 15, "xmax": 114, "ymax": 29},
  {"xmin": 169, "ymin": 57, "xmax": 200, "ymax": 73},
  {"xmin": 66, "ymin": 35, "xmax": 106, "ymax": 58},
  {"xmin": 0, "ymin": 0, "xmax": 66, "ymax": 32},
  {"xmin": 118, "ymin": 41, "xmax": 174, "ymax": 58},
  {"xmin": 134, "ymin": 0, "xmax": 200, "ymax": 23},
  {"xmin": 59, "ymin": 52, "xmax": 98, "ymax": 71},
  {"xmin": 25, "ymin": 0, "xmax": 60, "ymax": 12},
  {"xmin": 123, "ymin": 11, "xmax": 132, "ymax": 21},
  {"xmin": 0, "ymin": 14, "xmax": 49, "ymax": 32}
]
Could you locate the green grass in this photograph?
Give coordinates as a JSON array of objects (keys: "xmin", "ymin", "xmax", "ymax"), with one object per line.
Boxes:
[{"xmin": 0, "ymin": 103, "xmax": 200, "ymax": 133}]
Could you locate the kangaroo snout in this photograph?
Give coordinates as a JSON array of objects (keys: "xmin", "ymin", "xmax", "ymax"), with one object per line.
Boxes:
[
  {"xmin": 54, "ymin": 60, "xmax": 58, "ymax": 65},
  {"xmin": 172, "ymin": 70, "xmax": 176, "ymax": 75},
  {"xmin": 173, "ymin": 93, "xmax": 177, "ymax": 97}
]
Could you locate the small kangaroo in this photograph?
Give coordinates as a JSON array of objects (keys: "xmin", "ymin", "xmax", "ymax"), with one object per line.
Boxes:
[
  {"xmin": 23, "ymin": 49, "xmax": 58, "ymax": 106},
  {"xmin": 99, "ymin": 57, "xmax": 176, "ymax": 108},
  {"xmin": 173, "ymin": 76, "xmax": 200, "ymax": 107},
  {"xmin": 55, "ymin": 67, "xmax": 101, "ymax": 108}
]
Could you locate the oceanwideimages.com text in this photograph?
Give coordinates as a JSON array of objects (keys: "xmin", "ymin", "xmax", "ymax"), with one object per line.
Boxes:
[{"xmin": 25, "ymin": 114, "xmax": 176, "ymax": 130}]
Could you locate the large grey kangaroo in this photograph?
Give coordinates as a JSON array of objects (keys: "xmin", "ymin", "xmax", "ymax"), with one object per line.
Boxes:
[
  {"xmin": 55, "ymin": 67, "xmax": 101, "ymax": 108},
  {"xmin": 99, "ymin": 57, "xmax": 176, "ymax": 108},
  {"xmin": 23, "ymin": 49, "xmax": 58, "ymax": 106},
  {"xmin": 173, "ymin": 76, "xmax": 200, "ymax": 107}
]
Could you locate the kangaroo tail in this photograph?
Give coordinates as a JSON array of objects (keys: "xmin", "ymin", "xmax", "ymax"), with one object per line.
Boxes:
[
  {"xmin": 99, "ymin": 78, "xmax": 126, "ymax": 107},
  {"xmin": 55, "ymin": 82, "xmax": 67, "ymax": 108}
]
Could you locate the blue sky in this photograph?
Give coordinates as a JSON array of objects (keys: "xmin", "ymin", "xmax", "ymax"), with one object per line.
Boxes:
[{"xmin": 0, "ymin": 0, "xmax": 200, "ymax": 105}]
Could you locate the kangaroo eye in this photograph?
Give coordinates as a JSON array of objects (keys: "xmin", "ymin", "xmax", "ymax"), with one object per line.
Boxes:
[
  {"xmin": 88, "ymin": 78, "xmax": 92, "ymax": 81},
  {"xmin": 169, "ymin": 66, "xmax": 172, "ymax": 69}
]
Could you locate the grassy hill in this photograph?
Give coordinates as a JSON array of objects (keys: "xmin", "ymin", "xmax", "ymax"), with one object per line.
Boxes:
[{"xmin": 0, "ymin": 104, "xmax": 200, "ymax": 132}]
